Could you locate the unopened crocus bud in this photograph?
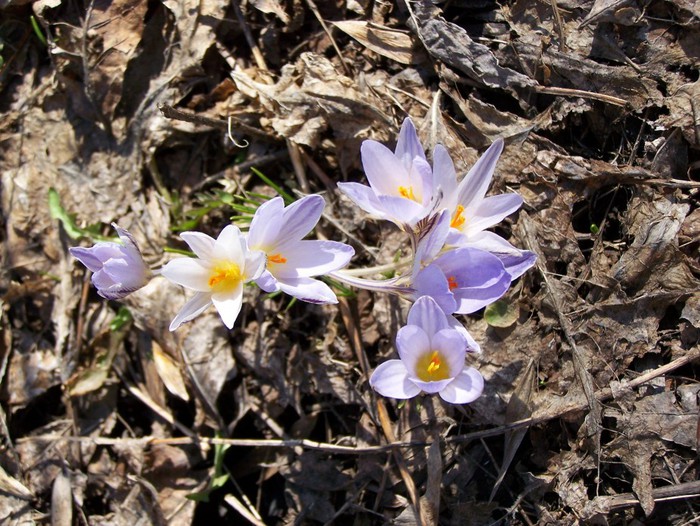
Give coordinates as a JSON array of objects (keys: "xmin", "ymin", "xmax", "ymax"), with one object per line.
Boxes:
[{"xmin": 69, "ymin": 223, "xmax": 151, "ymax": 300}]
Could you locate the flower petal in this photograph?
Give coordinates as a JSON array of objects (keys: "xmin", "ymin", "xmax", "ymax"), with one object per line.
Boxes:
[
  {"xmin": 432, "ymin": 145, "xmax": 458, "ymax": 210},
  {"xmin": 395, "ymin": 118, "xmax": 427, "ymax": 166},
  {"xmin": 439, "ymin": 367, "xmax": 484, "ymax": 404},
  {"xmin": 431, "ymin": 328, "xmax": 467, "ymax": 374},
  {"xmin": 337, "ymin": 182, "xmax": 387, "ymax": 218},
  {"xmin": 69, "ymin": 247, "xmax": 106, "ymax": 272},
  {"xmin": 279, "ymin": 194, "xmax": 324, "ymax": 242},
  {"xmin": 161, "ymin": 257, "xmax": 211, "ymax": 291},
  {"xmin": 466, "ymin": 193, "xmax": 523, "ymax": 235},
  {"xmin": 244, "ymin": 249, "xmax": 267, "ymax": 281},
  {"xmin": 412, "ymin": 264, "xmax": 457, "ymax": 315},
  {"xmin": 169, "ymin": 292, "xmax": 212, "ymax": 331},
  {"xmin": 464, "ymin": 231, "xmax": 537, "ymax": 280},
  {"xmin": 416, "ymin": 210, "xmax": 450, "ymax": 266},
  {"xmin": 272, "ymin": 240, "xmax": 354, "ymax": 278},
  {"xmin": 433, "ymin": 248, "xmax": 510, "ymax": 314},
  {"xmin": 406, "ymin": 296, "xmax": 449, "ymax": 337},
  {"xmin": 376, "ymin": 195, "xmax": 428, "ymax": 227},
  {"xmin": 395, "ymin": 324, "xmax": 431, "ymax": 372},
  {"xmin": 369, "ymin": 360, "xmax": 421, "ymax": 399},
  {"xmin": 211, "ymin": 287, "xmax": 244, "ymax": 329},
  {"xmin": 254, "ymin": 270, "xmax": 280, "ymax": 293},
  {"xmin": 409, "ymin": 377, "xmax": 454, "ymax": 395},
  {"xmin": 102, "ymin": 257, "xmax": 147, "ymax": 291},
  {"xmin": 446, "ymin": 315, "xmax": 482, "ymax": 353},
  {"xmin": 212, "ymin": 225, "xmax": 246, "ymax": 265},
  {"xmin": 457, "ymin": 138, "xmax": 504, "ymax": 210},
  {"xmin": 277, "ymin": 277, "xmax": 339, "ymax": 304},
  {"xmin": 247, "ymin": 197, "xmax": 286, "ymax": 250},
  {"xmin": 361, "ymin": 140, "xmax": 408, "ymax": 196},
  {"xmin": 179, "ymin": 231, "xmax": 216, "ymax": 260}
]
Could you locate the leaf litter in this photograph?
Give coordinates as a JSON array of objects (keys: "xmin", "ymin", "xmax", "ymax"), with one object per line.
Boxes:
[{"xmin": 0, "ymin": 0, "xmax": 699, "ymax": 524}]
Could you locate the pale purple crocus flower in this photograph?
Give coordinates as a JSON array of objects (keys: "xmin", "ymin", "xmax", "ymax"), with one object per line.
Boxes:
[
  {"xmin": 247, "ymin": 195, "xmax": 355, "ymax": 303},
  {"xmin": 369, "ymin": 296, "xmax": 484, "ymax": 404},
  {"xmin": 337, "ymin": 118, "xmax": 442, "ymax": 232},
  {"xmin": 69, "ymin": 223, "xmax": 151, "ymax": 300},
  {"xmin": 438, "ymin": 138, "xmax": 536, "ymax": 279},
  {"xmin": 411, "ymin": 210, "xmax": 511, "ymax": 315},
  {"xmin": 161, "ymin": 225, "xmax": 265, "ymax": 331}
]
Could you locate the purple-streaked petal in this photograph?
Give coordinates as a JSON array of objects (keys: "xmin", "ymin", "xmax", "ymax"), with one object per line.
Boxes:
[
  {"xmin": 439, "ymin": 367, "xmax": 484, "ymax": 404},
  {"xmin": 211, "ymin": 287, "xmax": 244, "ymax": 329},
  {"xmin": 179, "ymin": 231, "xmax": 216, "ymax": 260},
  {"xmin": 416, "ymin": 209, "xmax": 450, "ymax": 265},
  {"xmin": 272, "ymin": 240, "xmax": 354, "ymax": 278},
  {"xmin": 369, "ymin": 360, "xmax": 421, "ymax": 399},
  {"xmin": 431, "ymin": 329, "xmax": 467, "ymax": 374},
  {"xmin": 361, "ymin": 140, "xmax": 409, "ymax": 196},
  {"xmin": 337, "ymin": 182, "xmax": 387, "ymax": 218},
  {"xmin": 161, "ymin": 257, "xmax": 211, "ymax": 291},
  {"xmin": 465, "ymin": 193, "xmax": 523, "ymax": 235},
  {"xmin": 102, "ymin": 258, "xmax": 147, "ymax": 291},
  {"xmin": 69, "ymin": 247, "xmax": 106, "ymax": 272},
  {"xmin": 212, "ymin": 225, "xmax": 246, "ymax": 265},
  {"xmin": 247, "ymin": 197, "xmax": 286, "ymax": 249},
  {"xmin": 412, "ymin": 265, "xmax": 457, "ymax": 315},
  {"xmin": 457, "ymin": 138, "xmax": 504, "ymax": 210},
  {"xmin": 395, "ymin": 324, "xmax": 431, "ymax": 371},
  {"xmin": 395, "ymin": 118, "xmax": 427, "ymax": 166},
  {"xmin": 169, "ymin": 292, "xmax": 212, "ymax": 331},
  {"xmin": 406, "ymin": 296, "xmax": 449, "ymax": 337},
  {"xmin": 278, "ymin": 194, "xmax": 324, "ymax": 242},
  {"xmin": 278, "ymin": 276, "xmax": 338, "ymax": 303}
]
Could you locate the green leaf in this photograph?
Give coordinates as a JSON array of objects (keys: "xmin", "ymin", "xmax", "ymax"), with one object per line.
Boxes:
[
  {"xmin": 484, "ymin": 300, "xmax": 519, "ymax": 328},
  {"xmin": 109, "ymin": 306, "xmax": 133, "ymax": 332},
  {"xmin": 249, "ymin": 167, "xmax": 294, "ymax": 203}
]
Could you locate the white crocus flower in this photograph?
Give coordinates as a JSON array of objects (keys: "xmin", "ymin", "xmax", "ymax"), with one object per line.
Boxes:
[{"xmin": 161, "ymin": 225, "xmax": 265, "ymax": 331}]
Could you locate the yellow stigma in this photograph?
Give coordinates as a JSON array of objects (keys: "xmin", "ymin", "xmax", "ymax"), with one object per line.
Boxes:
[
  {"xmin": 208, "ymin": 261, "xmax": 242, "ymax": 293},
  {"xmin": 447, "ymin": 275, "xmax": 459, "ymax": 290},
  {"xmin": 416, "ymin": 350, "xmax": 451, "ymax": 382},
  {"xmin": 398, "ymin": 185, "xmax": 417, "ymax": 201},
  {"xmin": 268, "ymin": 253, "xmax": 287, "ymax": 264},
  {"xmin": 450, "ymin": 205, "xmax": 466, "ymax": 229}
]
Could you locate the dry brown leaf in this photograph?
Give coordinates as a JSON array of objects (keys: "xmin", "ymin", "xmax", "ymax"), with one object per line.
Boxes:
[
  {"xmin": 332, "ymin": 20, "xmax": 422, "ymax": 64},
  {"xmin": 152, "ymin": 340, "xmax": 189, "ymax": 402}
]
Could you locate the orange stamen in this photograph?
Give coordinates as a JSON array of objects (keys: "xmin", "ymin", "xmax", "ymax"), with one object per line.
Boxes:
[
  {"xmin": 208, "ymin": 262, "xmax": 243, "ymax": 293},
  {"xmin": 450, "ymin": 205, "xmax": 466, "ymax": 229},
  {"xmin": 447, "ymin": 275, "xmax": 459, "ymax": 290},
  {"xmin": 398, "ymin": 185, "xmax": 417, "ymax": 201},
  {"xmin": 268, "ymin": 253, "xmax": 287, "ymax": 264}
]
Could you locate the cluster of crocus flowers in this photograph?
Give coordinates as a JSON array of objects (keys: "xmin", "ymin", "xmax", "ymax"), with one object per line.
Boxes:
[
  {"xmin": 337, "ymin": 117, "xmax": 536, "ymax": 404},
  {"xmin": 68, "ymin": 116, "xmax": 534, "ymax": 406}
]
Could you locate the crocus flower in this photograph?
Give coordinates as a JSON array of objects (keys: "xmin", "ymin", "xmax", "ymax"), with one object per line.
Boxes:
[
  {"xmin": 161, "ymin": 225, "xmax": 265, "ymax": 331},
  {"xmin": 438, "ymin": 138, "xmax": 536, "ymax": 279},
  {"xmin": 411, "ymin": 210, "xmax": 511, "ymax": 315},
  {"xmin": 247, "ymin": 195, "xmax": 355, "ymax": 303},
  {"xmin": 369, "ymin": 296, "xmax": 483, "ymax": 404},
  {"xmin": 338, "ymin": 118, "xmax": 443, "ymax": 231},
  {"xmin": 69, "ymin": 223, "xmax": 151, "ymax": 300}
]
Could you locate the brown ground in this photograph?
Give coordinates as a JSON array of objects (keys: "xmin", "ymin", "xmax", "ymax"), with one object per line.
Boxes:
[{"xmin": 1, "ymin": 0, "xmax": 699, "ymax": 524}]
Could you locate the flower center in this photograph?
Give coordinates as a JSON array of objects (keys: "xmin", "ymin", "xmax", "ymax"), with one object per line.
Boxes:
[
  {"xmin": 398, "ymin": 185, "xmax": 418, "ymax": 202},
  {"xmin": 268, "ymin": 253, "xmax": 287, "ymax": 264},
  {"xmin": 447, "ymin": 275, "xmax": 459, "ymax": 290},
  {"xmin": 416, "ymin": 350, "xmax": 451, "ymax": 382},
  {"xmin": 208, "ymin": 261, "xmax": 243, "ymax": 293},
  {"xmin": 450, "ymin": 205, "xmax": 466, "ymax": 229}
]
